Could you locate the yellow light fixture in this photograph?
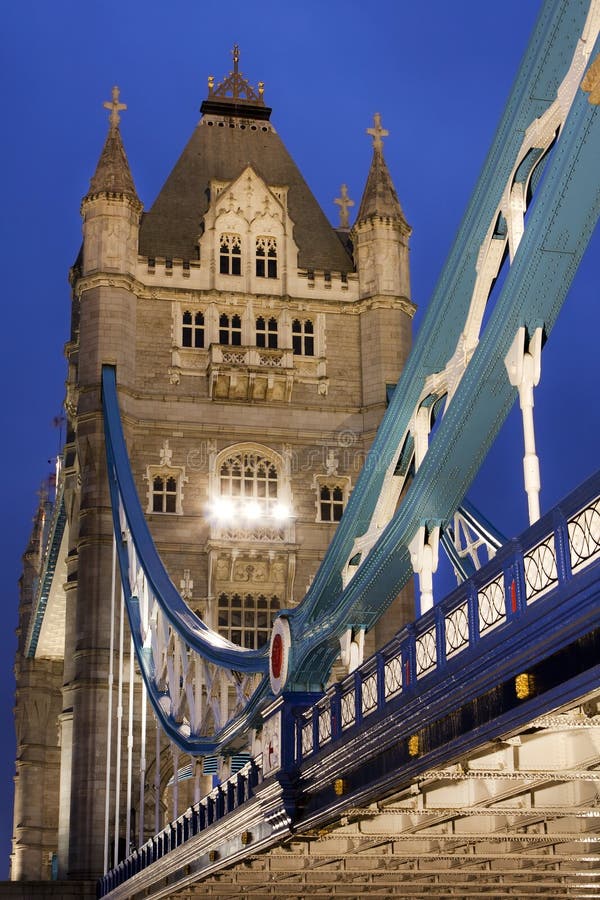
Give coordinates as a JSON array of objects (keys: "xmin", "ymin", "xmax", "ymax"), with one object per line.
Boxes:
[{"xmin": 408, "ymin": 734, "xmax": 420, "ymax": 757}]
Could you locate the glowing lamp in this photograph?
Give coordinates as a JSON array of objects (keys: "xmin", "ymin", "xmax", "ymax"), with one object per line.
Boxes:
[
  {"xmin": 245, "ymin": 501, "xmax": 262, "ymax": 520},
  {"xmin": 272, "ymin": 502, "xmax": 290, "ymax": 520},
  {"xmin": 212, "ymin": 497, "xmax": 235, "ymax": 521}
]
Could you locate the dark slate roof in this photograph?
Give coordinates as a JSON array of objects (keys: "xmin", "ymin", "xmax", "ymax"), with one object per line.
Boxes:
[
  {"xmin": 139, "ymin": 120, "xmax": 355, "ymax": 272},
  {"xmin": 86, "ymin": 124, "xmax": 139, "ymax": 202},
  {"xmin": 356, "ymin": 148, "xmax": 406, "ymax": 224}
]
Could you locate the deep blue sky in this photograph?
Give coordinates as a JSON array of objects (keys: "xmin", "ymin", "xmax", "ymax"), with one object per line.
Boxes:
[{"xmin": 0, "ymin": 0, "xmax": 597, "ymax": 880}]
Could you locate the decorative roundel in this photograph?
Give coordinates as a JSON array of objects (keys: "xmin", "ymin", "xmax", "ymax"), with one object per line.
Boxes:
[{"xmin": 269, "ymin": 616, "xmax": 291, "ymax": 694}]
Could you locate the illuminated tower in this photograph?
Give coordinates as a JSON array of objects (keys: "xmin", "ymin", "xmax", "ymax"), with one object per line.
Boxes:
[{"xmin": 11, "ymin": 50, "xmax": 413, "ymax": 881}]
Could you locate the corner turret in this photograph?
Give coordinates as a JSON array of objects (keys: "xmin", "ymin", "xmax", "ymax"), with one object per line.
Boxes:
[
  {"xmin": 353, "ymin": 113, "xmax": 411, "ymax": 300},
  {"xmin": 80, "ymin": 87, "xmax": 142, "ymax": 278},
  {"xmin": 352, "ymin": 114, "xmax": 414, "ymax": 417}
]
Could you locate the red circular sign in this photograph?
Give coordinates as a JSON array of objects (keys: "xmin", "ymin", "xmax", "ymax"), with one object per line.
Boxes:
[{"xmin": 271, "ymin": 632, "xmax": 283, "ymax": 679}]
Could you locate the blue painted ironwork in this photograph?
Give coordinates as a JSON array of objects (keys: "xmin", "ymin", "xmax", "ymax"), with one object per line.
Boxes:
[
  {"xmin": 102, "ymin": 366, "xmax": 271, "ymax": 753},
  {"xmin": 279, "ymin": 16, "xmax": 600, "ymax": 688},
  {"xmin": 100, "ymin": 0, "xmax": 599, "ymax": 747},
  {"xmin": 441, "ymin": 499, "xmax": 506, "ymax": 580},
  {"xmin": 98, "ymin": 469, "xmax": 600, "ymax": 897}
]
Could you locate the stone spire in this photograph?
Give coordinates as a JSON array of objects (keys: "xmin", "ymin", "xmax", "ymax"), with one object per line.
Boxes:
[
  {"xmin": 356, "ymin": 113, "xmax": 405, "ymax": 223},
  {"xmin": 352, "ymin": 113, "xmax": 412, "ymax": 303},
  {"xmin": 85, "ymin": 86, "xmax": 139, "ymax": 202}
]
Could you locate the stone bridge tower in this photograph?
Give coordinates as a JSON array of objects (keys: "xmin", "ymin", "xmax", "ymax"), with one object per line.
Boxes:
[{"xmin": 11, "ymin": 50, "xmax": 414, "ymax": 883}]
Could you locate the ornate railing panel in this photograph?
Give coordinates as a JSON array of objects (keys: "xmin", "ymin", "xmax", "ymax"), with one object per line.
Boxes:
[{"xmin": 296, "ymin": 477, "xmax": 600, "ymax": 762}]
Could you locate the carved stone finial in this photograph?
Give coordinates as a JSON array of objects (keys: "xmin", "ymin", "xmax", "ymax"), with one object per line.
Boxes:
[
  {"xmin": 208, "ymin": 47, "xmax": 264, "ymax": 104},
  {"xmin": 159, "ymin": 439, "xmax": 173, "ymax": 467},
  {"xmin": 334, "ymin": 183, "xmax": 355, "ymax": 228},
  {"xmin": 103, "ymin": 85, "xmax": 127, "ymax": 129},
  {"xmin": 581, "ymin": 52, "xmax": 600, "ymax": 105},
  {"xmin": 366, "ymin": 112, "xmax": 389, "ymax": 152}
]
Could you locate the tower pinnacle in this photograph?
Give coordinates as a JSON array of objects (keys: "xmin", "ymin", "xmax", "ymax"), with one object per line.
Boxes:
[
  {"xmin": 366, "ymin": 113, "xmax": 389, "ymax": 152},
  {"xmin": 103, "ymin": 85, "xmax": 127, "ymax": 129},
  {"xmin": 84, "ymin": 86, "xmax": 139, "ymax": 204},
  {"xmin": 334, "ymin": 184, "xmax": 355, "ymax": 228},
  {"xmin": 356, "ymin": 112, "xmax": 405, "ymax": 224}
]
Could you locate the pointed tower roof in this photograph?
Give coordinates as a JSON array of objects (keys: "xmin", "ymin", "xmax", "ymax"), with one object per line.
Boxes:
[
  {"xmin": 356, "ymin": 114, "xmax": 406, "ymax": 223},
  {"xmin": 138, "ymin": 50, "xmax": 353, "ymax": 272},
  {"xmin": 85, "ymin": 87, "xmax": 140, "ymax": 203}
]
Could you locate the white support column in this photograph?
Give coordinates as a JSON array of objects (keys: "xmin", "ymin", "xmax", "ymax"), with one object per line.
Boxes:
[
  {"xmin": 113, "ymin": 587, "xmax": 125, "ymax": 863},
  {"xmin": 339, "ymin": 627, "xmax": 365, "ymax": 673},
  {"xmin": 172, "ymin": 745, "xmax": 179, "ymax": 821},
  {"xmin": 413, "ymin": 404, "xmax": 431, "ymax": 470},
  {"xmin": 408, "ymin": 405, "xmax": 441, "ymax": 614},
  {"xmin": 139, "ymin": 683, "xmax": 147, "ymax": 849},
  {"xmin": 507, "ymin": 182, "xmax": 526, "ymax": 261},
  {"xmin": 505, "ymin": 326, "xmax": 543, "ymax": 524},
  {"xmin": 154, "ymin": 718, "xmax": 161, "ymax": 836},
  {"xmin": 409, "ymin": 525, "xmax": 440, "ymax": 614},
  {"xmin": 125, "ymin": 637, "xmax": 135, "ymax": 857},
  {"xmin": 103, "ymin": 536, "xmax": 117, "ymax": 873},
  {"xmin": 193, "ymin": 759, "xmax": 201, "ymax": 806}
]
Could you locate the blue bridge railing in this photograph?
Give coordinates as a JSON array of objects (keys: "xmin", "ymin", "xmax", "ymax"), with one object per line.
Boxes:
[
  {"xmin": 296, "ymin": 470, "xmax": 600, "ymax": 762},
  {"xmin": 98, "ymin": 469, "xmax": 600, "ymax": 897}
]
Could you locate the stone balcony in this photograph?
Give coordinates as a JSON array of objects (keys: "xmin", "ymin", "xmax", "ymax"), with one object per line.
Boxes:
[{"xmin": 208, "ymin": 344, "xmax": 294, "ymax": 402}]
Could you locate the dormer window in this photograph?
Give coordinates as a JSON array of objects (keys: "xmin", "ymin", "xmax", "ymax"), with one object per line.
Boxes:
[
  {"xmin": 220, "ymin": 233, "xmax": 242, "ymax": 275},
  {"xmin": 256, "ymin": 316, "xmax": 278, "ymax": 349},
  {"xmin": 292, "ymin": 319, "xmax": 314, "ymax": 356},
  {"xmin": 182, "ymin": 310, "xmax": 205, "ymax": 348},
  {"xmin": 256, "ymin": 236, "xmax": 277, "ymax": 279},
  {"xmin": 219, "ymin": 313, "xmax": 242, "ymax": 346}
]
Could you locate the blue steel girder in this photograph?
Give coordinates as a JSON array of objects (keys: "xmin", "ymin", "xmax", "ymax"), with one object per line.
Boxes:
[
  {"xmin": 102, "ymin": 366, "xmax": 271, "ymax": 754},
  {"xmin": 280, "ymin": 3, "xmax": 600, "ymax": 689}
]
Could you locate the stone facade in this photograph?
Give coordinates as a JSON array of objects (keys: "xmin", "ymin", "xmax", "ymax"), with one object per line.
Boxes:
[{"xmin": 11, "ymin": 57, "xmax": 414, "ymax": 882}]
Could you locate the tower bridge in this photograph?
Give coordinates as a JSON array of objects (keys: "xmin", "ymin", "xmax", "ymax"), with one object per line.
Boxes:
[{"xmin": 10, "ymin": 1, "xmax": 600, "ymax": 897}]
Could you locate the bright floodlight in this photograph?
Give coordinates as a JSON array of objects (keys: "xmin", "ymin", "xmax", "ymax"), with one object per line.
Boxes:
[
  {"xmin": 212, "ymin": 497, "xmax": 235, "ymax": 521},
  {"xmin": 272, "ymin": 503, "xmax": 291, "ymax": 520},
  {"xmin": 245, "ymin": 501, "xmax": 262, "ymax": 520}
]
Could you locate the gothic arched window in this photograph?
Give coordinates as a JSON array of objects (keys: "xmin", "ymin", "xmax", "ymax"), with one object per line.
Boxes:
[
  {"xmin": 255, "ymin": 236, "xmax": 277, "ymax": 279},
  {"xmin": 219, "ymin": 233, "xmax": 242, "ymax": 275},
  {"xmin": 256, "ymin": 316, "xmax": 278, "ymax": 349},
  {"xmin": 217, "ymin": 592, "xmax": 281, "ymax": 649},
  {"xmin": 152, "ymin": 475, "xmax": 178, "ymax": 513},
  {"xmin": 146, "ymin": 440, "xmax": 187, "ymax": 516},
  {"xmin": 319, "ymin": 484, "xmax": 344, "ymax": 522},
  {"xmin": 219, "ymin": 450, "xmax": 279, "ymax": 516}
]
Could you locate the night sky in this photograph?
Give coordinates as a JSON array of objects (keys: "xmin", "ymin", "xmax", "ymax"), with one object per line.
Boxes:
[{"xmin": 1, "ymin": 0, "xmax": 598, "ymax": 879}]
